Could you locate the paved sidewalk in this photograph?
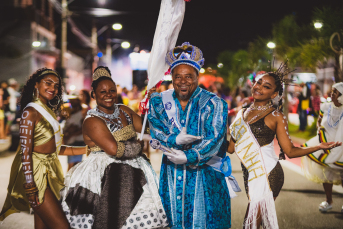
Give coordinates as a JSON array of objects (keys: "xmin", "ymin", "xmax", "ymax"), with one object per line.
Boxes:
[{"xmin": 1, "ymin": 145, "xmax": 342, "ymax": 228}]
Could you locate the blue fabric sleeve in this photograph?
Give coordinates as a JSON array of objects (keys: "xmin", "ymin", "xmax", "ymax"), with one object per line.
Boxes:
[
  {"xmin": 148, "ymin": 94, "xmax": 180, "ymax": 149},
  {"xmin": 186, "ymin": 97, "xmax": 228, "ymax": 166}
]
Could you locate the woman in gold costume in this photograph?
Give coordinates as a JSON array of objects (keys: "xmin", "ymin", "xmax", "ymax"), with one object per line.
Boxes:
[{"xmin": 0, "ymin": 68, "xmax": 87, "ymax": 229}]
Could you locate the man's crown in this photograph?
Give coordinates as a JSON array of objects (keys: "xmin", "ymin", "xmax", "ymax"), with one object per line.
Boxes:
[{"xmin": 166, "ymin": 42, "xmax": 205, "ymax": 73}]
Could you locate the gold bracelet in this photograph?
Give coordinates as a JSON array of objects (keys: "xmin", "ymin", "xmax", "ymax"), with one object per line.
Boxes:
[
  {"xmin": 23, "ymin": 182, "xmax": 36, "ymax": 189},
  {"xmin": 85, "ymin": 145, "xmax": 91, "ymax": 156}
]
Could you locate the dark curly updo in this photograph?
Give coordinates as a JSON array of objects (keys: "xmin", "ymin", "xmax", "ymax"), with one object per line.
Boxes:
[
  {"xmin": 267, "ymin": 72, "xmax": 284, "ymax": 111},
  {"xmin": 20, "ymin": 68, "xmax": 63, "ymax": 114}
]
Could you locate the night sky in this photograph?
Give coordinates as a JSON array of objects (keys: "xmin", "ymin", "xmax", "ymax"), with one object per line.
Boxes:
[{"xmin": 65, "ymin": 0, "xmax": 342, "ymax": 65}]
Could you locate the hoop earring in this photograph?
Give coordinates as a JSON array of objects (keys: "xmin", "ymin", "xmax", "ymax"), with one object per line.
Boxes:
[
  {"xmin": 48, "ymin": 96, "xmax": 61, "ymax": 109},
  {"xmin": 33, "ymin": 88, "xmax": 39, "ymax": 100}
]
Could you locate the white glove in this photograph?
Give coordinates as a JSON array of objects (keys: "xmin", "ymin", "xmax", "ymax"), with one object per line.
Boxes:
[
  {"xmin": 175, "ymin": 127, "xmax": 201, "ymax": 145},
  {"xmin": 164, "ymin": 148, "xmax": 188, "ymax": 164}
]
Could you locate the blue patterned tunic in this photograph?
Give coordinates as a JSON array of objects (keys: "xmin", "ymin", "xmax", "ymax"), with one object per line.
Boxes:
[{"xmin": 148, "ymin": 87, "xmax": 231, "ymax": 229}]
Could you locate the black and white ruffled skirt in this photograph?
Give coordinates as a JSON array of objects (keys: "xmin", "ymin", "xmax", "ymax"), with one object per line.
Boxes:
[{"xmin": 60, "ymin": 151, "xmax": 168, "ymax": 229}]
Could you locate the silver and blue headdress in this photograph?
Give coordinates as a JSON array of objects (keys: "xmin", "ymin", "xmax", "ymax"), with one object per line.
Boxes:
[{"xmin": 166, "ymin": 42, "xmax": 205, "ymax": 73}]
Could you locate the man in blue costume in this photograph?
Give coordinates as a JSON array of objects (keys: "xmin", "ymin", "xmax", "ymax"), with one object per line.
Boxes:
[{"xmin": 148, "ymin": 42, "xmax": 231, "ymax": 228}]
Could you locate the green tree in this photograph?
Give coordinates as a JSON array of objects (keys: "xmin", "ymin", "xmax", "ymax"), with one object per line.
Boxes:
[{"xmin": 312, "ymin": 6, "xmax": 343, "ymax": 82}]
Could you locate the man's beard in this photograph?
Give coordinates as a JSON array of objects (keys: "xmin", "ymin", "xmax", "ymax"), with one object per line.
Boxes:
[{"xmin": 177, "ymin": 91, "xmax": 189, "ymax": 100}]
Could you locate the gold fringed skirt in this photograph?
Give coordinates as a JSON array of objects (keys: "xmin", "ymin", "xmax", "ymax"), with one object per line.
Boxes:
[{"xmin": 0, "ymin": 148, "xmax": 64, "ymax": 221}]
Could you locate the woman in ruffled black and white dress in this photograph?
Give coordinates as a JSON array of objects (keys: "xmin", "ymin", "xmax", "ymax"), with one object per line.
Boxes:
[{"xmin": 60, "ymin": 66, "xmax": 167, "ymax": 229}]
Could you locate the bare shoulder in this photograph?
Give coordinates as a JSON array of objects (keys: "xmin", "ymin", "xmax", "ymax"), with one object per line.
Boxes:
[
  {"xmin": 268, "ymin": 110, "xmax": 287, "ymax": 123},
  {"xmin": 21, "ymin": 106, "xmax": 41, "ymax": 121},
  {"xmin": 118, "ymin": 104, "xmax": 134, "ymax": 114},
  {"xmin": 83, "ymin": 116, "xmax": 107, "ymax": 130}
]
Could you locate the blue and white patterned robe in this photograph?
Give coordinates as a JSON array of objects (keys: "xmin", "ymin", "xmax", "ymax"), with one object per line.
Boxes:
[{"xmin": 148, "ymin": 87, "xmax": 231, "ymax": 229}]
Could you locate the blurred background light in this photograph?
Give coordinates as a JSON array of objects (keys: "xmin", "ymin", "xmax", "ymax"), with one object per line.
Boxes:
[
  {"xmin": 121, "ymin": 41, "xmax": 130, "ymax": 49},
  {"xmin": 69, "ymin": 85, "xmax": 76, "ymax": 91},
  {"xmin": 200, "ymin": 68, "xmax": 205, "ymax": 74},
  {"xmin": 267, "ymin": 42, "xmax": 276, "ymax": 49},
  {"xmin": 314, "ymin": 22, "xmax": 323, "ymax": 29},
  {"xmin": 112, "ymin": 23, "xmax": 122, "ymax": 30},
  {"xmin": 217, "ymin": 63, "xmax": 223, "ymax": 68},
  {"xmin": 32, "ymin": 41, "xmax": 41, "ymax": 47}
]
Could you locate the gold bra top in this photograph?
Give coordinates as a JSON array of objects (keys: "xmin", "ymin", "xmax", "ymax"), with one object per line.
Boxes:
[
  {"xmin": 29, "ymin": 99, "xmax": 56, "ymax": 146},
  {"xmin": 89, "ymin": 124, "xmax": 136, "ymax": 152},
  {"xmin": 34, "ymin": 116, "xmax": 55, "ymax": 146}
]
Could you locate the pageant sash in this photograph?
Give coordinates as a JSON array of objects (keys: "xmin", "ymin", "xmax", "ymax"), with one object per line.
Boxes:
[
  {"xmin": 161, "ymin": 90, "xmax": 237, "ymax": 197},
  {"xmin": 161, "ymin": 89, "xmax": 182, "ymax": 130},
  {"xmin": 230, "ymin": 110, "xmax": 278, "ymax": 228},
  {"xmin": 27, "ymin": 103, "xmax": 63, "ymax": 154}
]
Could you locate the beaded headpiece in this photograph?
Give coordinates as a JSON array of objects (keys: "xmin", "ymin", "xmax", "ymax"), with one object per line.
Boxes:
[
  {"xmin": 267, "ymin": 58, "xmax": 295, "ymax": 84},
  {"xmin": 39, "ymin": 69, "xmax": 59, "ymax": 78},
  {"xmin": 166, "ymin": 42, "xmax": 205, "ymax": 73},
  {"xmin": 92, "ymin": 67, "xmax": 111, "ymax": 81}
]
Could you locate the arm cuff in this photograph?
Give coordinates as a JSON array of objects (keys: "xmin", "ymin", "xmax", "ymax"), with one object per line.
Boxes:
[
  {"xmin": 185, "ymin": 149, "xmax": 199, "ymax": 165},
  {"xmin": 116, "ymin": 142, "xmax": 125, "ymax": 158},
  {"xmin": 167, "ymin": 134, "xmax": 177, "ymax": 148}
]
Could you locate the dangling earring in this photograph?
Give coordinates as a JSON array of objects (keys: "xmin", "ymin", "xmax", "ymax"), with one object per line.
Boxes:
[{"xmin": 48, "ymin": 96, "xmax": 61, "ymax": 109}]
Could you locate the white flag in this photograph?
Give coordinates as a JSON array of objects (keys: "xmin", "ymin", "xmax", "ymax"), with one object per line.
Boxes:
[{"xmin": 147, "ymin": 0, "xmax": 186, "ymax": 90}]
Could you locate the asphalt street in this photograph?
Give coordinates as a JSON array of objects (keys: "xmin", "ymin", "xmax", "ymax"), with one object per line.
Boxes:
[{"xmin": 0, "ymin": 144, "xmax": 342, "ymax": 229}]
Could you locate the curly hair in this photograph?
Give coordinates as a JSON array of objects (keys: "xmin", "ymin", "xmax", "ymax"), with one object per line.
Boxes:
[
  {"xmin": 20, "ymin": 68, "xmax": 63, "ymax": 115},
  {"xmin": 91, "ymin": 66, "xmax": 115, "ymax": 99},
  {"xmin": 267, "ymin": 72, "xmax": 283, "ymax": 110}
]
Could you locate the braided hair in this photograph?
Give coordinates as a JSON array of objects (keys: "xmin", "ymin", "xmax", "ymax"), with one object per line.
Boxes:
[
  {"xmin": 20, "ymin": 68, "xmax": 63, "ymax": 115},
  {"xmin": 267, "ymin": 72, "xmax": 286, "ymax": 160}
]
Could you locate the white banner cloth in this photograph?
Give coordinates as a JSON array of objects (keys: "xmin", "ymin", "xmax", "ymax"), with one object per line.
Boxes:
[{"xmin": 147, "ymin": 0, "xmax": 185, "ymax": 90}]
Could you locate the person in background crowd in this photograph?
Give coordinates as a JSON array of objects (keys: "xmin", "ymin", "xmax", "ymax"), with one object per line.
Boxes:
[
  {"xmin": 302, "ymin": 83, "xmax": 343, "ymax": 213},
  {"xmin": 121, "ymin": 87, "xmax": 129, "ymax": 105},
  {"xmin": 0, "ymin": 88, "xmax": 5, "ymax": 142},
  {"xmin": 167, "ymin": 83, "xmax": 173, "ymax": 90},
  {"xmin": 1, "ymin": 81, "xmax": 10, "ymax": 136},
  {"xmin": 158, "ymin": 82, "xmax": 168, "ymax": 92},
  {"xmin": 311, "ymin": 84, "xmax": 321, "ymax": 117},
  {"xmin": 6, "ymin": 78, "xmax": 20, "ymax": 135},
  {"xmin": 63, "ymin": 97, "xmax": 85, "ymax": 170},
  {"xmin": 298, "ymin": 82, "xmax": 311, "ymax": 131},
  {"xmin": 131, "ymin": 84, "xmax": 140, "ymax": 100},
  {"xmin": 116, "ymin": 85, "xmax": 124, "ymax": 104},
  {"xmin": 79, "ymin": 89, "xmax": 91, "ymax": 117}
]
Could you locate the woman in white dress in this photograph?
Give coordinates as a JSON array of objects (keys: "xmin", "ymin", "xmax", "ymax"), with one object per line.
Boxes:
[
  {"xmin": 302, "ymin": 82, "xmax": 343, "ymax": 213},
  {"xmin": 60, "ymin": 66, "xmax": 167, "ymax": 229}
]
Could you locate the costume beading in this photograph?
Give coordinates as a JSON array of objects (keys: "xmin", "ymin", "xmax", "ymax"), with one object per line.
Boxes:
[
  {"xmin": 148, "ymin": 87, "xmax": 231, "ymax": 228},
  {"xmin": 230, "ymin": 109, "xmax": 279, "ymax": 229},
  {"xmin": 240, "ymin": 112, "xmax": 284, "ymax": 198},
  {"xmin": 60, "ymin": 107, "xmax": 167, "ymax": 229},
  {"xmin": 0, "ymin": 98, "xmax": 64, "ymax": 221},
  {"xmin": 302, "ymin": 101, "xmax": 343, "ymax": 185}
]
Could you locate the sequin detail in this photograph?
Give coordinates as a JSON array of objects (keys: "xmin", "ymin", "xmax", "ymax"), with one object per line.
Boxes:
[
  {"xmin": 249, "ymin": 117, "xmax": 275, "ymax": 147},
  {"xmin": 242, "ymin": 162, "xmax": 284, "ymax": 198}
]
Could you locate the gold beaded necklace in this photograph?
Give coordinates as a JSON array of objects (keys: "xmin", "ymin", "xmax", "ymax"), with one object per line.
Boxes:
[{"xmin": 244, "ymin": 101, "xmax": 273, "ymax": 124}]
